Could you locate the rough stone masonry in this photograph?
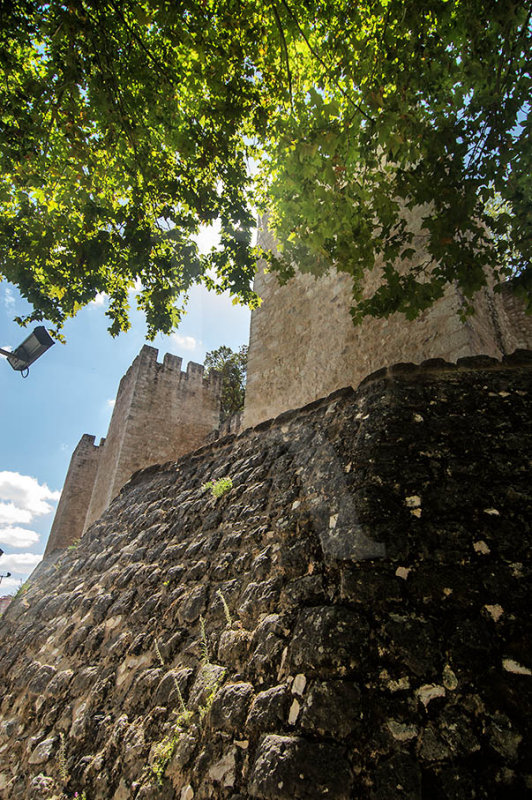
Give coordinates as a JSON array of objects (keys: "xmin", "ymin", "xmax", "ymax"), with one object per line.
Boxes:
[{"xmin": 1, "ymin": 352, "xmax": 531, "ymax": 799}]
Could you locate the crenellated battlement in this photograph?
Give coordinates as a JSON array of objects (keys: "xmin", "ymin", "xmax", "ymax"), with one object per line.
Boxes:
[
  {"xmin": 45, "ymin": 347, "xmax": 223, "ymax": 555},
  {"xmin": 79, "ymin": 433, "xmax": 98, "ymax": 449},
  {"xmin": 163, "ymin": 351, "xmax": 182, "ymax": 371},
  {"xmin": 129, "ymin": 345, "xmax": 221, "ymax": 389}
]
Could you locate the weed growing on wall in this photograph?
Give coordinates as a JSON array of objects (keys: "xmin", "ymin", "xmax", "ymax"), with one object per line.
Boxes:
[
  {"xmin": 198, "ymin": 669, "xmax": 226, "ymax": 722},
  {"xmin": 151, "ymin": 708, "xmax": 194, "ymax": 786},
  {"xmin": 202, "ymin": 477, "xmax": 233, "ymax": 499},
  {"xmin": 67, "ymin": 539, "xmax": 80, "ymax": 551},
  {"xmin": 58, "ymin": 732, "xmax": 69, "ymax": 786},
  {"xmin": 149, "ymin": 616, "xmax": 228, "ymax": 787},
  {"xmin": 196, "ymin": 615, "xmax": 226, "ymax": 719},
  {"xmin": 154, "ymin": 639, "xmax": 187, "ymax": 714},
  {"xmin": 199, "ymin": 615, "xmax": 210, "ymax": 665},
  {"xmin": 216, "ymin": 589, "xmax": 233, "ymax": 627},
  {"xmin": 151, "ymin": 639, "xmax": 195, "ymax": 784}
]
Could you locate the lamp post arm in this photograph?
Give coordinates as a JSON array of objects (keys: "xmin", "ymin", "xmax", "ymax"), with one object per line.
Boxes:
[{"xmin": 0, "ymin": 347, "xmax": 28, "ymax": 369}]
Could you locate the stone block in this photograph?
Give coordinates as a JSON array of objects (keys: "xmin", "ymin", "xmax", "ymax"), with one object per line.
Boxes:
[{"xmin": 248, "ymin": 735, "xmax": 353, "ymax": 799}]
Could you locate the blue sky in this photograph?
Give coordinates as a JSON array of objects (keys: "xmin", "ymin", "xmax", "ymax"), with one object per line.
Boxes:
[{"xmin": 0, "ymin": 229, "xmax": 252, "ymax": 594}]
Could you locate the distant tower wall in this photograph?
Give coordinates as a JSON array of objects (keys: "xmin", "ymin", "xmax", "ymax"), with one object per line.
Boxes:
[
  {"xmin": 243, "ymin": 218, "xmax": 529, "ymax": 427},
  {"xmin": 498, "ymin": 282, "xmax": 532, "ymax": 350},
  {"xmin": 84, "ymin": 346, "xmax": 221, "ymax": 530},
  {"xmin": 44, "ymin": 435, "xmax": 101, "ymax": 555},
  {"xmin": 83, "ymin": 350, "xmax": 143, "ymax": 529}
]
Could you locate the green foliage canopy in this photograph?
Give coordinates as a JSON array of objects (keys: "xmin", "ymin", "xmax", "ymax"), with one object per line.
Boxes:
[
  {"xmin": 204, "ymin": 344, "xmax": 247, "ymax": 421},
  {"xmin": 1, "ymin": 0, "xmax": 530, "ymax": 336}
]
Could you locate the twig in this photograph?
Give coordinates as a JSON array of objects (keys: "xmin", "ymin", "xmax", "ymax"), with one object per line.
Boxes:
[
  {"xmin": 278, "ymin": 0, "xmax": 374, "ymax": 122},
  {"xmin": 271, "ymin": 2, "xmax": 293, "ymax": 110}
]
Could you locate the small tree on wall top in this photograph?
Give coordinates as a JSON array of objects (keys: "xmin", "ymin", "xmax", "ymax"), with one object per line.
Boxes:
[{"xmin": 205, "ymin": 345, "xmax": 248, "ymax": 423}]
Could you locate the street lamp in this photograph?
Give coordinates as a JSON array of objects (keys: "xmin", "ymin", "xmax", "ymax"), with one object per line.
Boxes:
[
  {"xmin": 0, "ymin": 326, "xmax": 55, "ymax": 377},
  {"xmin": 0, "ymin": 549, "xmax": 11, "ymax": 584}
]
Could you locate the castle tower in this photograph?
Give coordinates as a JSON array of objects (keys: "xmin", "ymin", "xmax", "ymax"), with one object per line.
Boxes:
[
  {"xmin": 44, "ymin": 434, "xmax": 100, "ymax": 554},
  {"xmin": 243, "ymin": 218, "xmax": 531, "ymax": 427},
  {"xmin": 45, "ymin": 347, "xmax": 221, "ymax": 555}
]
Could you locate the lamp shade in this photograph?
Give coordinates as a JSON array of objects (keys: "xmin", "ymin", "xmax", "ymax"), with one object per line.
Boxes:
[{"xmin": 7, "ymin": 326, "xmax": 55, "ymax": 371}]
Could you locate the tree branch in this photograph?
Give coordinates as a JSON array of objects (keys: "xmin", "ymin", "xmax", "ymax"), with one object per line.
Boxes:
[
  {"xmin": 278, "ymin": 0, "xmax": 374, "ymax": 122},
  {"xmin": 103, "ymin": 0, "xmax": 178, "ymax": 87},
  {"xmin": 271, "ymin": 2, "xmax": 293, "ymax": 110}
]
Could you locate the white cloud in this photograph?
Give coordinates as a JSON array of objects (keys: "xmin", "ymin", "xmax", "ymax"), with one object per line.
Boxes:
[
  {"xmin": 0, "ymin": 527, "xmax": 40, "ymax": 548},
  {"xmin": 89, "ymin": 292, "xmax": 107, "ymax": 307},
  {"xmin": 0, "ymin": 552, "xmax": 43, "ymax": 572},
  {"xmin": 0, "ymin": 344, "xmax": 12, "ymax": 359},
  {"xmin": 128, "ymin": 277, "xmax": 143, "ymax": 295},
  {"xmin": 3, "ymin": 286, "xmax": 15, "ymax": 309},
  {"xmin": 0, "ymin": 576, "xmax": 23, "ymax": 595},
  {"xmin": 0, "ymin": 503, "xmax": 33, "ymax": 525},
  {"xmin": 169, "ymin": 333, "xmax": 199, "ymax": 352},
  {"xmin": 0, "ymin": 472, "xmax": 60, "ymax": 528},
  {"xmin": 107, "ymin": 398, "xmax": 116, "ymax": 409}
]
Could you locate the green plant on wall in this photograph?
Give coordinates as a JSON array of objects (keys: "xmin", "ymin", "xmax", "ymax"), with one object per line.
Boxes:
[
  {"xmin": 198, "ymin": 669, "xmax": 226, "ymax": 722},
  {"xmin": 151, "ymin": 640, "xmax": 195, "ymax": 784},
  {"xmin": 149, "ymin": 617, "xmax": 227, "ymax": 787},
  {"xmin": 216, "ymin": 590, "xmax": 233, "ymax": 628},
  {"xmin": 150, "ymin": 707, "xmax": 194, "ymax": 786},
  {"xmin": 58, "ymin": 732, "xmax": 69, "ymax": 786},
  {"xmin": 202, "ymin": 477, "xmax": 233, "ymax": 499},
  {"xmin": 14, "ymin": 582, "xmax": 29, "ymax": 597}
]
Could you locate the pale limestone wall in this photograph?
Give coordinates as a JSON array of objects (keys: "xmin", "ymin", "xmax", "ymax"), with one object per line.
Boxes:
[
  {"xmin": 499, "ymin": 283, "xmax": 532, "ymax": 350},
  {"xmin": 83, "ymin": 351, "xmax": 140, "ymax": 529},
  {"xmin": 84, "ymin": 346, "xmax": 222, "ymax": 530},
  {"xmin": 243, "ymin": 220, "xmax": 528, "ymax": 427},
  {"xmin": 44, "ymin": 435, "xmax": 100, "ymax": 556}
]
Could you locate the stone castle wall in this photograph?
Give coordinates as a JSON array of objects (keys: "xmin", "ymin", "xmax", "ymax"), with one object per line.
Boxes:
[
  {"xmin": 45, "ymin": 347, "xmax": 222, "ymax": 556},
  {"xmin": 2, "ymin": 352, "xmax": 531, "ymax": 799},
  {"xmin": 84, "ymin": 347, "xmax": 222, "ymax": 531},
  {"xmin": 243, "ymin": 220, "xmax": 532, "ymax": 427},
  {"xmin": 45, "ymin": 222, "xmax": 532, "ymax": 551},
  {"xmin": 499, "ymin": 281, "xmax": 532, "ymax": 350},
  {"xmin": 45, "ymin": 435, "xmax": 101, "ymax": 553}
]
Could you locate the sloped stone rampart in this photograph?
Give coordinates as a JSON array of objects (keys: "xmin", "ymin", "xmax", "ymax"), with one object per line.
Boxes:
[{"xmin": 1, "ymin": 352, "xmax": 531, "ymax": 799}]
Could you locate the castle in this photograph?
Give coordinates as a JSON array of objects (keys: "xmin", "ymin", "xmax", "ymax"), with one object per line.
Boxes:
[
  {"xmin": 2, "ymin": 225, "xmax": 532, "ymax": 798},
  {"xmin": 45, "ymin": 351, "xmax": 222, "ymax": 555},
  {"xmin": 45, "ymin": 221, "xmax": 532, "ymax": 557}
]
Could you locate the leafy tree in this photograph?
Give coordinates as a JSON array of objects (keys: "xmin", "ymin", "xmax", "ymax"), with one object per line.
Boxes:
[
  {"xmin": 0, "ymin": 0, "xmax": 530, "ymax": 337},
  {"xmin": 205, "ymin": 344, "xmax": 247, "ymax": 422}
]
